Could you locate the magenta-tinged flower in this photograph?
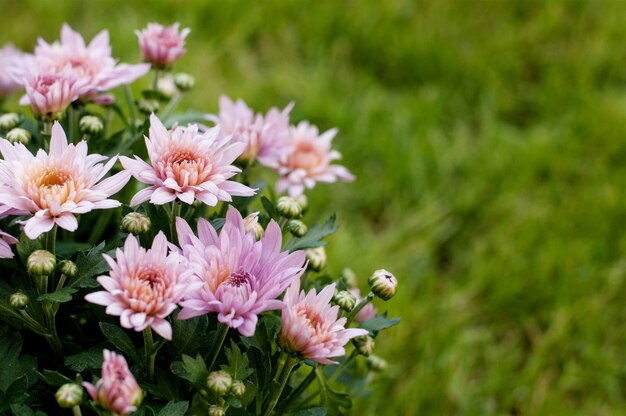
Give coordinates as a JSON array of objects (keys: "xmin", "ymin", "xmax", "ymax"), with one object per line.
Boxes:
[
  {"xmin": 120, "ymin": 114, "xmax": 255, "ymax": 206},
  {"xmin": 31, "ymin": 23, "xmax": 150, "ymax": 100},
  {"xmin": 0, "ymin": 44, "xmax": 24, "ymax": 98},
  {"xmin": 349, "ymin": 288, "xmax": 377, "ymax": 323},
  {"xmin": 206, "ymin": 96, "xmax": 292, "ymax": 165},
  {"xmin": 85, "ymin": 232, "xmax": 192, "ymax": 340},
  {"xmin": 136, "ymin": 23, "xmax": 190, "ymax": 69},
  {"xmin": 0, "ymin": 230, "xmax": 17, "ymax": 259},
  {"xmin": 280, "ymin": 280, "xmax": 368, "ymax": 364},
  {"xmin": 176, "ymin": 206, "xmax": 306, "ymax": 336},
  {"xmin": 0, "ymin": 122, "xmax": 130, "ymax": 239},
  {"xmin": 274, "ymin": 121, "xmax": 355, "ymax": 197},
  {"xmin": 83, "ymin": 350, "xmax": 143, "ymax": 416}
]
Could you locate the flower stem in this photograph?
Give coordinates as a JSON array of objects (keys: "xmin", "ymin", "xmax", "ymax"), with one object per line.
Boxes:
[
  {"xmin": 170, "ymin": 202, "xmax": 181, "ymax": 245},
  {"xmin": 45, "ymin": 225, "xmax": 57, "ymax": 256},
  {"xmin": 329, "ymin": 349, "xmax": 358, "ymax": 383},
  {"xmin": 124, "ymin": 86, "xmax": 137, "ymax": 134},
  {"xmin": 41, "ymin": 120, "xmax": 52, "ymax": 150},
  {"xmin": 346, "ymin": 292, "xmax": 375, "ymax": 326},
  {"xmin": 143, "ymin": 327, "xmax": 155, "ymax": 382},
  {"xmin": 277, "ymin": 366, "xmax": 317, "ymax": 413},
  {"xmin": 161, "ymin": 93, "xmax": 181, "ymax": 121},
  {"xmin": 18, "ymin": 309, "xmax": 49, "ymax": 336},
  {"xmin": 206, "ymin": 323, "xmax": 229, "ymax": 372},
  {"xmin": 152, "ymin": 69, "xmax": 160, "ymax": 93},
  {"xmin": 263, "ymin": 353, "xmax": 298, "ymax": 416},
  {"xmin": 72, "ymin": 406, "xmax": 82, "ymax": 416},
  {"xmin": 68, "ymin": 105, "xmax": 78, "ymax": 143}
]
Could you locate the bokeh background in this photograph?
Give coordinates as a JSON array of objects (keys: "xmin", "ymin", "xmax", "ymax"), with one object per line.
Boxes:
[{"xmin": 4, "ymin": 0, "xmax": 626, "ymax": 414}]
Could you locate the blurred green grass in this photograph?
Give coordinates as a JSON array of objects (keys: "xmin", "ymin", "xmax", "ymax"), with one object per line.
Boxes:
[{"xmin": 5, "ymin": 0, "xmax": 626, "ymax": 414}]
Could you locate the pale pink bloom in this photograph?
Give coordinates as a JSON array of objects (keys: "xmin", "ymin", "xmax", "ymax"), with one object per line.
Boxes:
[
  {"xmin": 206, "ymin": 96, "xmax": 292, "ymax": 165},
  {"xmin": 176, "ymin": 206, "xmax": 306, "ymax": 337},
  {"xmin": 120, "ymin": 114, "xmax": 255, "ymax": 206},
  {"xmin": 30, "ymin": 23, "xmax": 150, "ymax": 100},
  {"xmin": 0, "ymin": 44, "xmax": 24, "ymax": 98},
  {"xmin": 0, "ymin": 122, "xmax": 130, "ymax": 239},
  {"xmin": 136, "ymin": 23, "xmax": 190, "ymax": 68},
  {"xmin": 85, "ymin": 232, "xmax": 193, "ymax": 340},
  {"xmin": 0, "ymin": 230, "xmax": 17, "ymax": 259},
  {"xmin": 83, "ymin": 350, "xmax": 142, "ymax": 416},
  {"xmin": 349, "ymin": 287, "xmax": 377, "ymax": 323},
  {"xmin": 280, "ymin": 280, "xmax": 368, "ymax": 364},
  {"xmin": 275, "ymin": 121, "xmax": 355, "ymax": 197}
]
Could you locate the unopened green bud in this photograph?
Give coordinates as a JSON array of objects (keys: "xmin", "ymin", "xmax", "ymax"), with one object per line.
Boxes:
[
  {"xmin": 157, "ymin": 75, "xmax": 177, "ymax": 98},
  {"xmin": 121, "ymin": 212, "xmax": 151, "ymax": 235},
  {"xmin": 340, "ymin": 268, "xmax": 358, "ymax": 289},
  {"xmin": 306, "ymin": 247, "xmax": 326, "ymax": 272},
  {"xmin": 137, "ymin": 98, "xmax": 160, "ymax": 114},
  {"xmin": 353, "ymin": 335, "xmax": 375, "ymax": 357},
  {"xmin": 79, "ymin": 115, "xmax": 103, "ymax": 135},
  {"xmin": 58, "ymin": 260, "xmax": 78, "ymax": 278},
  {"xmin": 286, "ymin": 219, "xmax": 307, "ymax": 237},
  {"xmin": 10, "ymin": 292, "xmax": 29, "ymax": 309},
  {"xmin": 295, "ymin": 194, "xmax": 308, "ymax": 213},
  {"xmin": 243, "ymin": 212, "xmax": 264, "ymax": 240},
  {"xmin": 230, "ymin": 380, "xmax": 246, "ymax": 398},
  {"xmin": 27, "ymin": 250, "xmax": 56, "ymax": 276},
  {"xmin": 368, "ymin": 269, "xmax": 397, "ymax": 301},
  {"xmin": 6, "ymin": 127, "xmax": 30, "ymax": 144},
  {"xmin": 0, "ymin": 113, "xmax": 21, "ymax": 130},
  {"xmin": 333, "ymin": 290, "xmax": 356, "ymax": 312},
  {"xmin": 55, "ymin": 383, "xmax": 83, "ymax": 408},
  {"xmin": 366, "ymin": 355, "xmax": 388, "ymax": 372},
  {"xmin": 276, "ymin": 196, "xmax": 301, "ymax": 219},
  {"xmin": 206, "ymin": 370, "xmax": 232, "ymax": 396},
  {"xmin": 208, "ymin": 405, "xmax": 226, "ymax": 416},
  {"xmin": 174, "ymin": 73, "xmax": 195, "ymax": 91}
]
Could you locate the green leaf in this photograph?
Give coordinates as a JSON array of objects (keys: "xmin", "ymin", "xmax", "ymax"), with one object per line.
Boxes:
[
  {"xmin": 295, "ymin": 408, "xmax": 328, "ymax": 416},
  {"xmin": 157, "ymin": 401, "xmax": 189, "ymax": 416},
  {"xmin": 316, "ymin": 367, "xmax": 351, "ymax": 416},
  {"xmin": 73, "ymin": 242, "xmax": 108, "ymax": 288},
  {"xmin": 223, "ymin": 341, "xmax": 253, "ymax": 380},
  {"xmin": 284, "ymin": 214, "xmax": 339, "ymax": 252},
  {"xmin": 15, "ymin": 232, "xmax": 40, "ymax": 266},
  {"xmin": 0, "ymin": 331, "xmax": 36, "ymax": 393},
  {"xmin": 261, "ymin": 196, "xmax": 279, "ymax": 220},
  {"xmin": 36, "ymin": 286, "xmax": 78, "ymax": 303},
  {"xmin": 36, "ymin": 369, "xmax": 73, "ymax": 386},
  {"xmin": 170, "ymin": 313, "xmax": 210, "ymax": 355},
  {"xmin": 64, "ymin": 348, "xmax": 103, "ymax": 372},
  {"xmin": 359, "ymin": 313, "xmax": 401, "ymax": 334},
  {"xmin": 171, "ymin": 354, "xmax": 209, "ymax": 388},
  {"xmin": 99, "ymin": 322, "xmax": 142, "ymax": 364}
]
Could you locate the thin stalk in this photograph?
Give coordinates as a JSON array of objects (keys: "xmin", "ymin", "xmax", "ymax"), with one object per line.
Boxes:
[
  {"xmin": 41, "ymin": 120, "xmax": 52, "ymax": 150},
  {"xmin": 72, "ymin": 406, "xmax": 82, "ymax": 416},
  {"xmin": 345, "ymin": 292, "xmax": 375, "ymax": 326},
  {"xmin": 45, "ymin": 225, "xmax": 57, "ymax": 256},
  {"xmin": 152, "ymin": 69, "xmax": 160, "ymax": 93},
  {"xmin": 170, "ymin": 202, "xmax": 181, "ymax": 244},
  {"xmin": 143, "ymin": 327, "xmax": 156, "ymax": 382},
  {"xmin": 263, "ymin": 353, "xmax": 298, "ymax": 416},
  {"xmin": 103, "ymin": 107, "xmax": 112, "ymax": 139},
  {"xmin": 124, "ymin": 86, "xmax": 137, "ymax": 134},
  {"xmin": 18, "ymin": 309, "xmax": 49, "ymax": 335},
  {"xmin": 329, "ymin": 349, "xmax": 358, "ymax": 383},
  {"xmin": 44, "ymin": 303, "xmax": 62, "ymax": 355},
  {"xmin": 68, "ymin": 106, "xmax": 78, "ymax": 143},
  {"xmin": 278, "ymin": 366, "xmax": 317, "ymax": 413},
  {"xmin": 206, "ymin": 323, "xmax": 229, "ymax": 372},
  {"xmin": 161, "ymin": 93, "xmax": 181, "ymax": 121}
]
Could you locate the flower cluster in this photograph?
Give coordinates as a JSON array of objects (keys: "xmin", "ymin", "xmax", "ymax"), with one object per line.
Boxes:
[{"xmin": 0, "ymin": 21, "xmax": 398, "ymax": 416}]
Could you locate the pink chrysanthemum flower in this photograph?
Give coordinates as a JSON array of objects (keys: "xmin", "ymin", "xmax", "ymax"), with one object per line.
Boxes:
[
  {"xmin": 349, "ymin": 288, "xmax": 377, "ymax": 323},
  {"xmin": 0, "ymin": 230, "xmax": 17, "ymax": 259},
  {"xmin": 176, "ymin": 206, "xmax": 306, "ymax": 336},
  {"xmin": 136, "ymin": 23, "xmax": 190, "ymax": 69},
  {"xmin": 0, "ymin": 44, "xmax": 24, "ymax": 98},
  {"xmin": 83, "ymin": 350, "xmax": 143, "ymax": 416},
  {"xmin": 30, "ymin": 23, "xmax": 150, "ymax": 101},
  {"xmin": 280, "ymin": 280, "xmax": 368, "ymax": 364},
  {"xmin": 274, "ymin": 121, "xmax": 355, "ymax": 197},
  {"xmin": 85, "ymin": 232, "xmax": 193, "ymax": 340},
  {"xmin": 120, "ymin": 114, "xmax": 255, "ymax": 206},
  {"xmin": 0, "ymin": 122, "xmax": 130, "ymax": 239},
  {"xmin": 206, "ymin": 96, "xmax": 292, "ymax": 165}
]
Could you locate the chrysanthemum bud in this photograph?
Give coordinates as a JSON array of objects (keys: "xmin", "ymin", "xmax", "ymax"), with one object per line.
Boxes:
[
  {"xmin": 353, "ymin": 335, "xmax": 375, "ymax": 357},
  {"xmin": 286, "ymin": 219, "xmax": 308, "ymax": 237},
  {"xmin": 276, "ymin": 196, "xmax": 302, "ymax": 219},
  {"xmin": 137, "ymin": 98, "xmax": 160, "ymax": 114},
  {"xmin": 306, "ymin": 247, "xmax": 326, "ymax": 272},
  {"xmin": 121, "ymin": 212, "xmax": 151, "ymax": 235},
  {"xmin": 27, "ymin": 250, "xmax": 56, "ymax": 276},
  {"xmin": 295, "ymin": 194, "xmax": 308, "ymax": 213},
  {"xmin": 368, "ymin": 269, "xmax": 397, "ymax": 301},
  {"xmin": 206, "ymin": 370, "xmax": 232, "ymax": 396},
  {"xmin": 340, "ymin": 268, "xmax": 358, "ymax": 288},
  {"xmin": 6, "ymin": 127, "xmax": 30, "ymax": 144},
  {"xmin": 174, "ymin": 72, "xmax": 195, "ymax": 91},
  {"xmin": 208, "ymin": 405, "xmax": 226, "ymax": 416},
  {"xmin": 157, "ymin": 75, "xmax": 177, "ymax": 98},
  {"xmin": 333, "ymin": 290, "xmax": 356, "ymax": 312},
  {"xmin": 79, "ymin": 115, "xmax": 103, "ymax": 136},
  {"xmin": 366, "ymin": 355, "xmax": 388, "ymax": 372},
  {"xmin": 10, "ymin": 292, "xmax": 29, "ymax": 309},
  {"xmin": 58, "ymin": 260, "xmax": 78, "ymax": 278},
  {"xmin": 230, "ymin": 380, "xmax": 246, "ymax": 398},
  {"xmin": 0, "ymin": 113, "xmax": 21, "ymax": 130},
  {"xmin": 55, "ymin": 383, "xmax": 83, "ymax": 408},
  {"xmin": 243, "ymin": 212, "xmax": 264, "ymax": 240}
]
